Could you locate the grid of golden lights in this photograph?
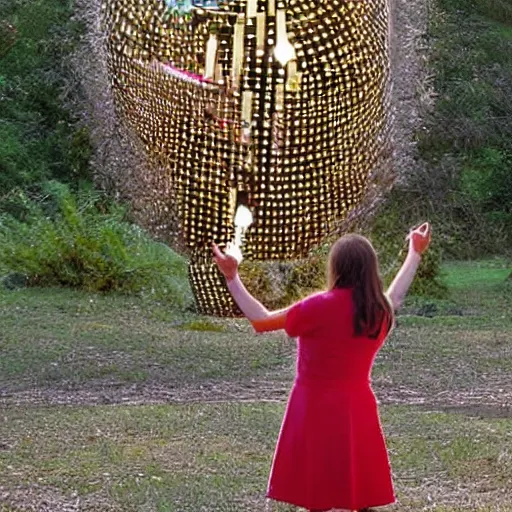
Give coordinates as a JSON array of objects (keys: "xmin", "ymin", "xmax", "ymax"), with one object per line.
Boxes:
[{"xmin": 102, "ymin": 0, "xmax": 391, "ymax": 316}]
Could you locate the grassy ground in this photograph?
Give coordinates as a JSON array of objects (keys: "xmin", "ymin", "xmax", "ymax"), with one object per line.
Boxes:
[{"xmin": 0, "ymin": 260, "xmax": 511, "ymax": 511}]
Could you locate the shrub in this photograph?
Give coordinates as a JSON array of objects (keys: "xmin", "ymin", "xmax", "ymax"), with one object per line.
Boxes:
[
  {"xmin": 460, "ymin": 148, "xmax": 512, "ymax": 218},
  {"xmin": 237, "ymin": 256, "xmax": 326, "ymax": 310},
  {"xmin": 0, "ymin": 0, "xmax": 93, "ymax": 197},
  {"xmin": 367, "ymin": 203, "xmax": 448, "ymax": 298},
  {"xmin": 416, "ymin": 0, "xmax": 512, "ymax": 258},
  {"xmin": 0, "ymin": 183, "xmax": 192, "ymax": 307},
  {"xmin": 238, "ymin": 261, "xmax": 288, "ymax": 310}
]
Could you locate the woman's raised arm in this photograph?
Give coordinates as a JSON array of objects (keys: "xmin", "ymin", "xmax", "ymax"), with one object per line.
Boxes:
[
  {"xmin": 212, "ymin": 243, "xmax": 291, "ymax": 332},
  {"xmin": 386, "ymin": 223, "xmax": 432, "ymax": 311}
]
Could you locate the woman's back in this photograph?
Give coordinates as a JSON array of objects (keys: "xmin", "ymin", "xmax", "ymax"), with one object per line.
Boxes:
[
  {"xmin": 270, "ymin": 287, "xmax": 395, "ymax": 510},
  {"xmin": 286, "ymin": 288, "xmax": 388, "ymax": 387},
  {"xmin": 212, "ymin": 224, "xmax": 432, "ymax": 510}
]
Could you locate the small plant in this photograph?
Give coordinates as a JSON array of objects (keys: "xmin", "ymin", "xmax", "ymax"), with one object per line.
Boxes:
[
  {"xmin": 0, "ymin": 182, "xmax": 192, "ymax": 307},
  {"xmin": 180, "ymin": 320, "xmax": 225, "ymax": 332},
  {"xmin": 237, "ymin": 218, "xmax": 447, "ymax": 309}
]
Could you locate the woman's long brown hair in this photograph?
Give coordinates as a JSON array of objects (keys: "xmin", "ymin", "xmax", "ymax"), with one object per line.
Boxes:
[{"xmin": 327, "ymin": 234, "xmax": 394, "ymax": 338}]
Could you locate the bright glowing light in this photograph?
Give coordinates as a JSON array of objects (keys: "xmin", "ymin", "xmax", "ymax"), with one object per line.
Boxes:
[
  {"xmin": 225, "ymin": 242, "xmax": 243, "ymax": 263},
  {"xmin": 234, "ymin": 205, "xmax": 253, "ymax": 229},
  {"xmin": 233, "ymin": 205, "xmax": 253, "ymax": 250},
  {"xmin": 274, "ymin": 39, "xmax": 296, "ymax": 66}
]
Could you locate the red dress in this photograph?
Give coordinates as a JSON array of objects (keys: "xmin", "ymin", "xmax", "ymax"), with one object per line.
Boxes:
[{"xmin": 266, "ymin": 288, "xmax": 395, "ymax": 511}]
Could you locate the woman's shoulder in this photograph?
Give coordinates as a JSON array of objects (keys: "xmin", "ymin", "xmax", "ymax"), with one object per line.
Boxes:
[
  {"xmin": 301, "ymin": 288, "xmax": 352, "ymax": 310},
  {"xmin": 285, "ymin": 289, "xmax": 351, "ymax": 337},
  {"xmin": 302, "ymin": 290, "xmax": 327, "ymax": 303}
]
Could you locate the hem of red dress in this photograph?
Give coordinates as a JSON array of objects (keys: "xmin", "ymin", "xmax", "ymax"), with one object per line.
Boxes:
[{"xmin": 266, "ymin": 492, "xmax": 396, "ymax": 510}]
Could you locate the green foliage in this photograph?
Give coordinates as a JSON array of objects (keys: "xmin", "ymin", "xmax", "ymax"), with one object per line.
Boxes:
[
  {"xmin": 416, "ymin": 0, "xmax": 512, "ymax": 257},
  {"xmin": 238, "ymin": 256, "xmax": 325, "ymax": 310},
  {"xmin": 460, "ymin": 148, "xmax": 512, "ymax": 219},
  {"xmin": 408, "ymin": 248, "xmax": 448, "ymax": 298},
  {"xmin": 180, "ymin": 320, "xmax": 225, "ymax": 332},
  {"xmin": 437, "ymin": 0, "xmax": 512, "ymax": 24},
  {"xmin": 0, "ymin": 183, "xmax": 191, "ymax": 306},
  {"xmin": 281, "ymin": 256, "xmax": 326, "ymax": 303},
  {"xmin": 424, "ymin": 4, "xmax": 512, "ymax": 153},
  {"xmin": 0, "ymin": 0, "xmax": 92, "ymax": 197},
  {"xmin": 368, "ymin": 203, "xmax": 448, "ymax": 299},
  {"xmin": 0, "ymin": 20, "xmax": 17, "ymax": 57},
  {"xmin": 238, "ymin": 261, "xmax": 286, "ymax": 309}
]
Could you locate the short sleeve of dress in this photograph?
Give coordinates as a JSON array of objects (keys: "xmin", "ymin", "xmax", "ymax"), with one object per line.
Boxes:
[
  {"xmin": 284, "ymin": 301, "xmax": 303, "ymax": 338},
  {"xmin": 284, "ymin": 293, "xmax": 322, "ymax": 338}
]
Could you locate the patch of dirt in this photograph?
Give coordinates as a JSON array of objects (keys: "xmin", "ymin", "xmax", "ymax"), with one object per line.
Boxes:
[
  {"xmin": 1, "ymin": 379, "xmax": 511, "ymax": 418},
  {"xmin": 396, "ymin": 480, "xmax": 512, "ymax": 510},
  {"xmin": 0, "ymin": 486, "xmax": 122, "ymax": 512},
  {"xmin": 378, "ymin": 383, "xmax": 512, "ymax": 417},
  {"xmin": 431, "ymin": 403, "xmax": 512, "ymax": 419},
  {"xmin": 0, "ymin": 379, "xmax": 290, "ymax": 408},
  {"xmin": 399, "ymin": 302, "xmax": 469, "ymax": 318}
]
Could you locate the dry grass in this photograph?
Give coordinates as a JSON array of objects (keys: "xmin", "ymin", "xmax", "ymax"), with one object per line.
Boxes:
[{"xmin": 0, "ymin": 260, "xmax": 511, "ymax": 511}]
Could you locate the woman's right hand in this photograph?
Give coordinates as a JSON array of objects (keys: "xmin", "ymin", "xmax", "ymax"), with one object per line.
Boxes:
[
  {"xmin": 212, "ymin": 243, "xmax": 239, "ymax": 282},
  {"xmin": 408, "ymin": 222, "xmax": 432, "ymax": 255}
]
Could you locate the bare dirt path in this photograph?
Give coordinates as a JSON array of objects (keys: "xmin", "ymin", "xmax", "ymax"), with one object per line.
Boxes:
[{"xmin": 2, "ymin": 378, "xmax": 511, "ymax": 419}]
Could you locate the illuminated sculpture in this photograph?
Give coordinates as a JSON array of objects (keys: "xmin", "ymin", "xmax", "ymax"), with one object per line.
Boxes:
[{"xmin": 102, "ymin": 0, "xmax": 392, "ymax": 316}]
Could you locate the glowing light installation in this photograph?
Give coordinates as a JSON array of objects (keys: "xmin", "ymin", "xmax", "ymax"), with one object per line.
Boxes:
[{"xmin": 102, "ymin": 0, "xmax": 392, "ymax": 316}]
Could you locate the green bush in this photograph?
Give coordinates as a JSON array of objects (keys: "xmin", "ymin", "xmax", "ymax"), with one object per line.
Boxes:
[
  {"xmin": 237, "ymin": 256, "xmax": 326, "ymax": 310},
  {"xmin": 282, "ymin": 256, "xmax": 326, "ymax": 303},
  {"xmin": 460, "ymin": 148, "xmax": 512, "ymax": 216},
  {"xmin": 238, "ymin": 261, "xmax": 288, "ymax": 310},
  {"xmin": 438, "ymin": 0, "xmax": 512, "ymax": 24},
  {"xmin": 0, "ymin": 183, "xmax": 192, "ymax": 307},
  {"xmin": 416, "ymin": 0, "xmax": 512, "ymax": 258},
  {"xmin": 367, "ymin": 205, "xmax": 448, "ymax": 299},
  {"xmin": 0, "ymin": 0, "xmax": 92, "ymax": 197}
]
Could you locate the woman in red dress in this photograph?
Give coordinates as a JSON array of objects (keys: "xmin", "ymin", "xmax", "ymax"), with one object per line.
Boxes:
[{"xmin": 213, "ymin": 223, "xmax": 432, "ymax": 512}]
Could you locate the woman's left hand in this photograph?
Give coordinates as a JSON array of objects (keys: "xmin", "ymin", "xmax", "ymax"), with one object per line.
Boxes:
[
  {"xmin": 212, "ymin": 243, "xmax": 239, "ymax": 282},
  {"xmin": 408, "ymin": 222, "xmax": 432, "ymax": 255}
]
